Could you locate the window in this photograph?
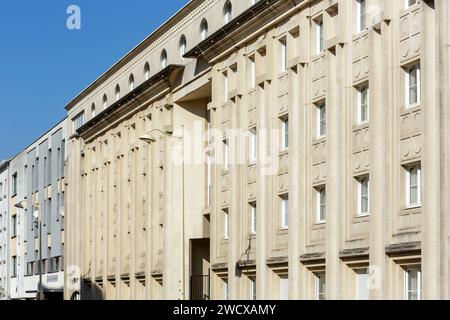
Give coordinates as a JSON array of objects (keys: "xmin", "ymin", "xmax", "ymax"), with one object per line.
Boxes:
[
  {"xmin": 357, "ymin": 0, "xmax": 366, "ymax": 32},
  {"xmin": 356, "ymin": 271, "xmax": 370, "ymax": 300},
  {"xmin": 72, "ymin": 111, "xmax": 85, "ymax": 131},
  {"xmin": 358, "ymin": 177, "xmax": 370, "ymax": 216},
  {"xmin": 279, "ymin": 37, "xmax": 288, "ymax": 72},
  {"xmin": 316, "ymin": 186, "xmax": 326, "ymax": 223},
  {"xmin": 280, "ymin": 276, "xmax": 289, "ymax": 300},
  {"xmin": 250, "ymin": 203, "xmax": 257, "ymax": 235},
  {"xmin": 250, "ymin": 128, "xmax": 257, "ymax": 162},
  {"xmin": 115, "ymin": 84, "xmax": 121, "ymax": 101},
  {"xmin": 358, "ymin": 86, "xmax": 369, "ymax": 124},
  {"xmin": 405, "ymin": 266, "xmax": 421, "ymax": 300},
  {"xmin": 281, "ymin": 117, "xmax": 289, "ymax": 150},
  {"xmin": 144, "ymin": 62, "xmax": 150, "ymax": 80},
  {"xmin": 281, "ymin": 196, "xmax": 289, "ymax": 230},
  {"xmin": 249, "ymin": 55, "xmax": 256, "ymax": 88},
  {"xmin": 317, "ymin": 103, "xmax": 326, "ymax": 137},
  {"xmin": 405, "ymin": 0, "xmax": 417, "ymax": 8},
  {"xmin": 316, "ymin": 19, "xmax": 324, "ymax": 54},
  {"xmin": 48, "ymin": 257, "xmax": 60, "ymax": 273},
  {"xmin": 102, "ymin": 94, "xmax": 108, "ymax": 109},
  {"xmin": 26, "ymin": 262, "xmax": 34, "ymax": 276},
  {"xmin": 223, "ymin": 279, "xmax": 229, "ymax": 300},
  {"xmin": 315, "ymin": 273, "xmax": 326, "ymax": 300},
  {"xmin": 179, "ymin": 35, "xmax": 187, "ymax": 58},
  {"xmin": 223, "ymin": 71, "xmax": 229, "ymax": 101},
  {"xmin": 223, "ymin": 210, "xmax": 229, "ymax": 240},
  {"xmin": 12, "ymin": 173, "xmax": 17, "ymax": 195},
  {"xmin": 91, "ymin": 103, "xmax": 96, "ymax": 118},
  {"xmin": 223, "ymin": 139, "xmax": 230, "ymax": 171},
  {"xmin": 207, "ymin": 154, "xmax": 212, "ymax": 206},
  {"xmin": 129, "ymin": 74, "xmax": 135, "ymax": 91},
  {"xmin": 250, "ymin": 278, "xmax": 256, "ymax": 300},
  {"xmin": 11, "ymin": 256, "xmax": 17, "ymax": 278},
  {"xmin": 406, "ymin": 164, "xmax": 421, "ymax": 207},
  {"xmin": 406, "ymin": 64, "xmax": 421, "ymax": 107},
  {"xmin": 160, "ymin": 50, "xmax": 168, "ymax": 69},
  {"xmin": 223, "ymin": 1, "xmax": 232, "ymax": 24},
  {"xmin": 200, "ymin": 19, "xmax": 208, "ymax": 40}
]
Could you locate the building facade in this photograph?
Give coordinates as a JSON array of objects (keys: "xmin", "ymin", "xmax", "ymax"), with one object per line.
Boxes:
[
  {"xmin": 9, "ymin": 119, "xmax": 67, "ymax": 299},
  {"xmin": 0, "ymin": 160, "xmax": 10, "ymax": 299},
  {"xmin": 65, "ymin": 0, "xmax": 450, "ymax": 300}
]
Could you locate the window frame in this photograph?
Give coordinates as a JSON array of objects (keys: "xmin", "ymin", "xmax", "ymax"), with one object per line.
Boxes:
[
  {"xmin": 316, "ymin": 186, "xmax": 326, "ymax": 224},
  {"xmin": 357, "ymin": 86, "xmax": 369, "ymax": 124},
  {"xmin": 357, "ymin": 176, "xmax": 370, "ymax": 216},
  {"xmin": 405, "ymin": 63, "xmax": 421, "ymax": 108},
  {"xmin": 281, "ymin": 196, "xmax": 289, "ymax": 230},
  {"xmin": 281, "ymin": 117, "xmax": 289, "ymax": 150},
  {"xmin": 405, "ymin": 164, "xmax": 421, "ymax": 208},
  {"xmin": 316, "ymin": 103, "xmax": 326, "ymax": 138},
  {"xmin": 404, "ymin": 266, "xmax": 422, "ymax": 300}
]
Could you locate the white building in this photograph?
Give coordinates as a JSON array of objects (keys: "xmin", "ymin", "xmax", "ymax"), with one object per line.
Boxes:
[{"xmin": 0, "ymin": 160, "xmax": 10, "ymax": 299}]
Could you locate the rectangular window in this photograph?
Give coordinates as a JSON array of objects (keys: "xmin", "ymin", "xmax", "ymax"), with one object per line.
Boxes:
[
  {"xmin": 26, "ymin": 262, "xmax": 34, "ymax": 276},
  {"xmin": 316, "ymin": 187, "xmax": 326, "ymax": 223},
  {"xmin": 317, "ymin": 104, "xmax": 326, "ymax": 137},
  {"xmin": 11, "ymin": 215, "xmax": 17, "ymax": 237},
  {"xmin": 316, "ymin": 20, "xmax": 324, "ymax": 54},
  {"xmin": 12, "ymin": 173, "xmax": 17, "ymax": 195},
  {"xmin": 280, "ymin": 276, "xmax": 289, "ymax": 300},
  {"xmin": 250, "ymin": 128, "xmax": 257, "ymax": 162},
  {"xmin": 72, "ymin": 111, "xmax": 85, "ymax": 131},
  {"xmin": 358, "ymin": 177, "xmax": 370, "ymax": 216},
  {"xmin": 315, "ymin": 273, "xmax": 326, "ymax": 300},
  {"xmin": 224, "ymin": 210, "xmax": 229, "ymax": 240},
  {"xmin": 358, "ymin": 86, "xmax": 369, "ymax": 124},
  {"xmin": 223, "ymin": 279, "xmax": 229, "ymax": 300},
  {"xmin": 207, "ymin": 153, "xmax": 212, "ymax": 206},
  {"xmin": 279, "ymin": 37, "xmax": 288, "ymax": 72},
  {"xmin": 249, "ymin": 56, "xmax": 256, "ymax": 88},
  {"xmin": 223, "ymin": 72, "xmax": 229, "ymax": 102},
  {"xmin": 356, "ymin": 271, "xmax": 370, "ymax": 300},
  {"xmin": 250, "ymin": 278, "xmax": 257, "ymax": 300},
  {"xmin": 11, "ymin": 256, "xmax": 17, "ymax": 278},
  {"xmin": 406, "ymin": 164, "xmax": 421, "ymax": 207},
  {"xmin": 405, "ymin": 266, "xmax": 421, "ymax": 300},
  {"xmin": 281, "ymin": 118, "xmax": 289, "ymax": 150},
  {"xmin": 357, "ymin": 0, "xmax": 366, "ymax": 32},
  {"xmin": 223, "ymin": 139, "xmax": 230, "ymax": 171},
  {"xmin": 251, "ymin": 203, "xmax": 257, "ymax": 235},
  {"xmin": 405, "ymin": 0, "xmax": 417, "ymax": 8},
  {"xmin": 281, "ymin": 196, "xmax": 289, "ymax": 230},
  {"xmin": 406, "ymin": 64, "xmax": 421, "ymax": 107},
  {"xmin": 48, "ymin": 257, "xmax": 60, "ymax": 273}
]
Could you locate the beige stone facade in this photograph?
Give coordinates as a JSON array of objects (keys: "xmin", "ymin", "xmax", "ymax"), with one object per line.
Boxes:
[{"xmin": 64, "ymin": 0, "xmax": 450, "ymax": 300}]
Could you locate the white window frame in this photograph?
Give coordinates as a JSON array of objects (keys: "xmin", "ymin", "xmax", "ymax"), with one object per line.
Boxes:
[
  {"xmin": 281, "ymin": 197, "xmax": 289, "ymax": 230},
  {"xmin": 316, "ymin": 19, "xmax": 324, "ymax": 54},
  {"xmin": 405, "ymin": 0, "xmax": 417, "ymax": 9},
  {"xmin": 249, "ymin": 55, "xmax": 256, "ymax": 88},
  {"xmin": 358, "ymin": 86, "xmax": 369, "ymax": 124},
  {"xmin": 279, "ymin": 37, "xmax": 287, "ymax": 72},
  {"xmin": 357, "ymin": 176, "xmax": 370, "ymax": 216},
  {"xmin": 224, "ymin": 210, "xmax": 229, "ymax": 240},
  {"xmin": 405, "ymin": 64, "xmax": 421, "ymax": 108},
  {"xmin": 280, "ymin": 276, "xmax": 289, "ymax": 300},
  {"xmin": 251, "ymin": 203, "xmax": 257, "ymax": 235},
  {"xmin": 224, "ymin": 139, "xmax": 230, "ymax": 171},
  {"xmin": 207, "ymin": 153, "xmax": 212, "ymax": 206},
  {"xmin": 404, "ymin": 266, "xmax": 421, "ymax": 300},
  {"xmin": 250, "ymin": 278, "xmax": 257, "ymax": 300},
  {"xmin": 315, "ymin": 273, "xmax": 326, "ymax": 300},
  {"xmin": 72, "ymin": 111, "xmax": 85, "ymax": 131},
  {"xmin": 356, "ymin": 0, "xmax": 366, "ymax": 33},
  {"xmin": 223, "ymin": 71, "xmax": 229, "ymax": 102},
  {"xmin": 406, "ymin": 165, "xmax": 421, "ymax": 207},
  {"xmin": 316, "ymin": 187, "xmax": 326, "ymax": 223},
  {"xmin": 317, "ymin": 104, "xmax": 326, "ymax": 138},
  {"xmin": 250, "ymin": 128, "xmax": 257, "ymax": 162},
  {"xmin": 356, "ymin": 271, "xmax": 370, "ymax": 300},
  {"xmin": 281, "ymin": 117, "xmax": 289, "ymax": 150}
]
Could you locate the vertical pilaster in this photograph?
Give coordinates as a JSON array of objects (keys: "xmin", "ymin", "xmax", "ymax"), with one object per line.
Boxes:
[{"xmin": 421, "ymin": 0, "xmax": 441, "ymax": 300}]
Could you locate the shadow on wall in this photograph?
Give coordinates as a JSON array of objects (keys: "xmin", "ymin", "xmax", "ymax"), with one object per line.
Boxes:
[{"xmin": 80, "ymin": 278, "xmax": 105, "ymax": 300}]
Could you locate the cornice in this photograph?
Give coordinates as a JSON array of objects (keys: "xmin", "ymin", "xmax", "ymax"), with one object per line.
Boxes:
[
  {"xmin": 184, "ymin": 0, "xmax": 302, "ymax": 61},
  {"xmin": 76, "ymin": 64, "xmax": 184, "ymax": 139}
]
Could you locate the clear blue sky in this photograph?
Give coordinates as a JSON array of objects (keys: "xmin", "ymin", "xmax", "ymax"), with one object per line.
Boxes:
[{"xmin": 0, "ymin": 0, "xmax": 189, "ymax": 161}]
